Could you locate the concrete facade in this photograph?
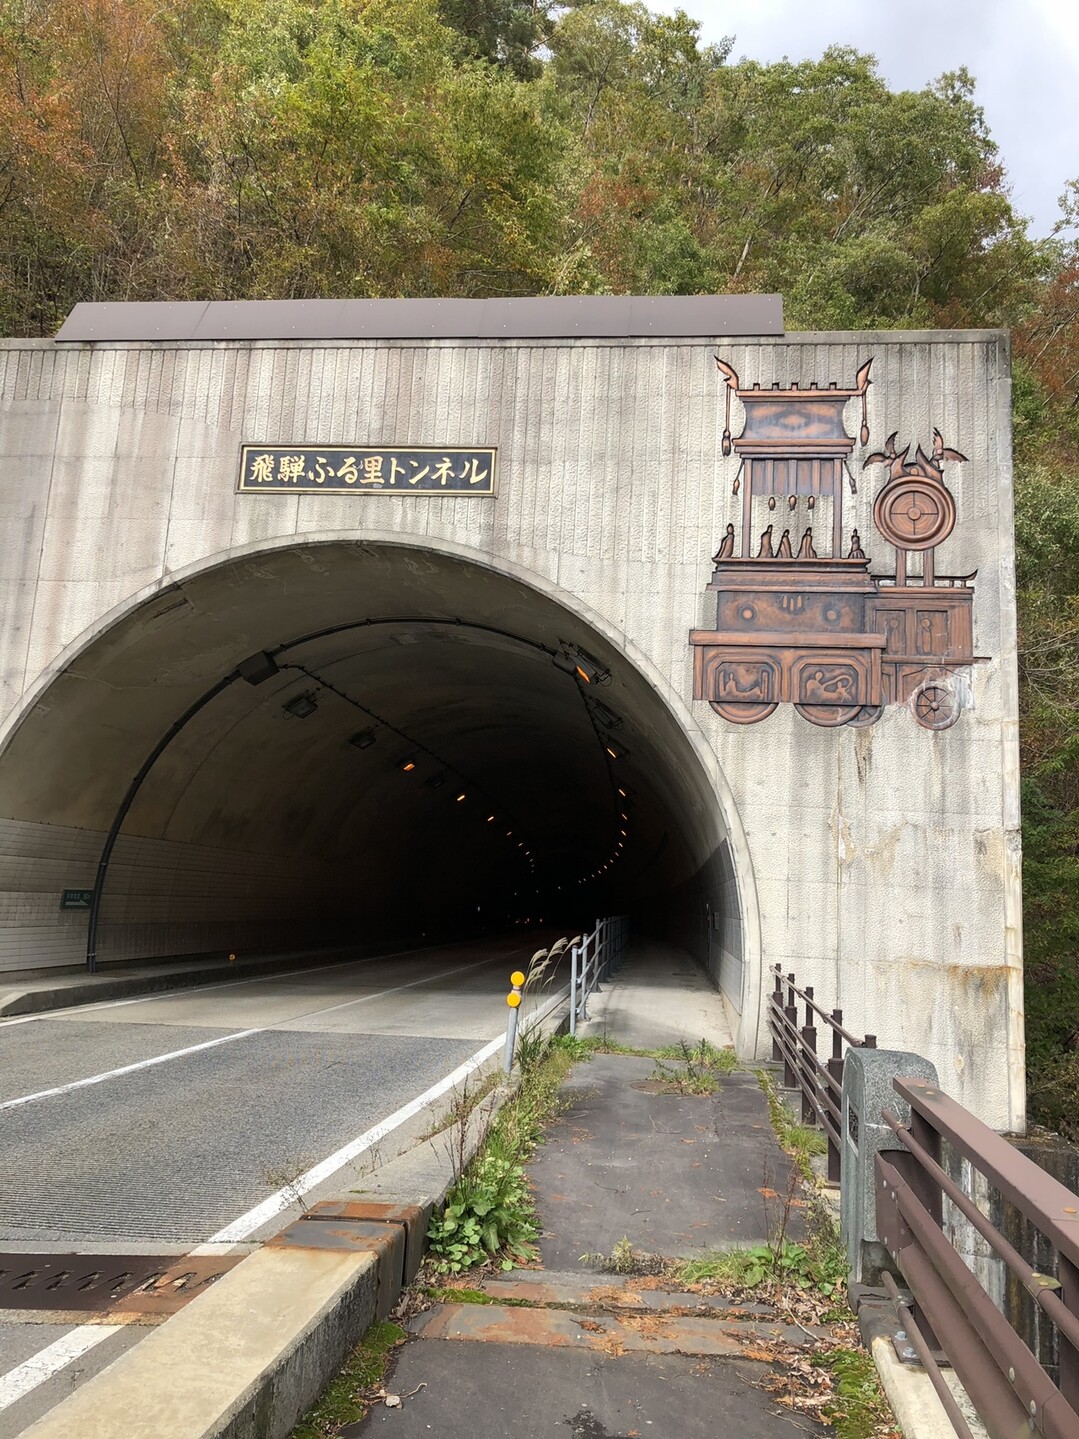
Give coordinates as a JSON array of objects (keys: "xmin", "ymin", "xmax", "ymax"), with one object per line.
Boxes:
[{"xmin": 0, "ymin": 330, "xmax": 1022, "ymax": 1128}]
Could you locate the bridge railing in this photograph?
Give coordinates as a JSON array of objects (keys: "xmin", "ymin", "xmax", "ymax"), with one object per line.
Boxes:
[
  {"xmin": 874, "ymin": 1076, "xmax": 1079, "ymax": 1439},
  {"xmin": 767, "ymin": 964, "xmax": 876, "ymax": 1182}
]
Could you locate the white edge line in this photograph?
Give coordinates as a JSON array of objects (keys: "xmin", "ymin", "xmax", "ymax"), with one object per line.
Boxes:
[
  {"xmin": 198, "ymin": 982, "xmax": 571, "ymax": 1247},
  {"xmin": 0, "ymin": 982, "xmax": 572, "ymax": 1414},
  {"xmin": 0, "ymin": 1326, "xmax": 122, "ymax": 1413},
  {"xmin": 0, "ymin": 954, "xmax": 496, "ymax": 1113}
]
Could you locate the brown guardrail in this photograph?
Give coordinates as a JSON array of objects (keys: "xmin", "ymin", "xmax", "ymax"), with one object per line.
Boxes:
[
  {"xmin": 767, "ymin": 964, "xmax": 876, "ymax": 1182},
  {"xmin": 877, "ymin": 1076, "xmax": 1079, "ymax": 1439}
]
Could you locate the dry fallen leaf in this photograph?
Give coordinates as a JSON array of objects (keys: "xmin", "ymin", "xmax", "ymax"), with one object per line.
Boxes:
[{"xmin": 384, "ymin": 1395, "xmax": 402, "ymax": 1409}]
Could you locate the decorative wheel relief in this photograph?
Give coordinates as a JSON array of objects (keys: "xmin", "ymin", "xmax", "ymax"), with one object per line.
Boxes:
[
  {"xmin": 793, "ymin": 701, "xmax": 864, "ymax": 728},
  {"xmin": 873, "ymin": 477, "xmax": 956, "ymax": 551},
  {"xmin": 710, "ymin": 699, "xmax": 778, "ymax": 724},
  {"xmin": 847, "ymin": 703, "xmax": 885, "ymax": 727},
  {"xmin": 912, "ymin": 681, "xmax": 960, "ymax": 731}
]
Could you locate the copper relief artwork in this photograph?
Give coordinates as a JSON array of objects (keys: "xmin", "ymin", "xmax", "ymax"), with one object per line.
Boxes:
[{"xmin": 690, "ymin": 357, "xmax": 977, "ymax": 729}]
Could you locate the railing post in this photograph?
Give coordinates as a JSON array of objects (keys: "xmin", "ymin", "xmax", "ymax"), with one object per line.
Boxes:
[
  {"xmin": 800, "ymin": 986, "xmax": 818, "ymax": 1125},
  {"xmin": 783, "ymin": 973, "xmax": 798, "ymax": 1088},
  {"xmin": 1058, "ymin": 1252, "xmax": 1079, "ymax": 1413},
  {"xmin": 771, "ymin": 967, "xmax": 783, "ymax": 1061},
  {"xmin": 569, "ymin": 944, "xmax": 579, "ymax": 1036},
  {"xmin": 908, "ymin": 1099, "xmax": 944, "ymax": 1230},
  {"xmin": 826, "ymin": 1011, "xmax": 844, "ymax": 1183}
]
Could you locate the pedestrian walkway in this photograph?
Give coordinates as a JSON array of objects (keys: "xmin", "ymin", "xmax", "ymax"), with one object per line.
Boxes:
[{"xmin": 367, "ymin": 950, "xmax": 836, "ymax": 1438}]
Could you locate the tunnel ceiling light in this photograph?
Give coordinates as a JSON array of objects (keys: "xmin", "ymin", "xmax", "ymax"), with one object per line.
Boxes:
[
  {"xmin": 456, "ymin": 792, "xmax": 467, "ymax": 803},
  {"xmin": 487, "ymin": 814, "xmax": 496, "ymax": 823},
  {"xmin": 239, "ymin": 650, "xmax": 280, "ymax": 686},
  {"xmin": 398, "ymin": 757, "xmax": 417, "ymax": 773},
  {"xmin": 605, "ymin": 739, "xmax": 629, "ymax": 760},
  {"xmin": 283, "ymin": 692, "xmax": 318, "ymax": 719},
  {"xmin": 426, "ymin": 774, "xmax": 446, "ymax": 789},
  {"xmin": 590, "ymin": 701, "xmax": 623, "ymax": 730},
  {"xmin": 553, "ymin": 645, "xmax": 610, "ymax": 686},
  {"xmin": 349, "ymin": 729, "xmax": 376, "ymax": 750}
]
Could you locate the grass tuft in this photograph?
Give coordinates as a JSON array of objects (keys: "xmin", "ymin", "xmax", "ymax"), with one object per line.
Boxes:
[{"xmin": 289, "ymin": 1321, "xmax": 405, "ymax": 1438}]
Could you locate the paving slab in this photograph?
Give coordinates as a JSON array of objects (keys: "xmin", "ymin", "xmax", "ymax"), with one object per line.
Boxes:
[
  {"xmin": 363, "ymin": 1336, "xmax": 821, "ymax": 1437},
  {"xmin": 528, "ymin": 1055, "xmax": 797, "ymax": 1267}
]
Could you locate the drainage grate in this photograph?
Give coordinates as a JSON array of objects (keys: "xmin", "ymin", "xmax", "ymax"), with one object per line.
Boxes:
[{"xmin": 0, "ymin": 1253, "xmax": 238, "ymax": 1314}]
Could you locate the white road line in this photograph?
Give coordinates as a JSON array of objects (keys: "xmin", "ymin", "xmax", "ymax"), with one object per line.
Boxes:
[
  {"xmin": 0, "ymin": 955, "xmax": 498, "ymax": 1113},
  {"xmin": 0, "ymin": 1325, "xmax": 122, "ymax": 1413},
  {"xmin": 199, "ymin": 982, "xmax": 568, "ymax": 1247},
  {"xmin": 197, "ymin": 1034, "xmax": 506, "ymax": 1245},
  {"xmin": 0, "ymin": 941, "xmax": 447, "ymax": 1029},
  {"xmin": 0, "ymin": 980, "xmax": 568, "ymax": 1418}
]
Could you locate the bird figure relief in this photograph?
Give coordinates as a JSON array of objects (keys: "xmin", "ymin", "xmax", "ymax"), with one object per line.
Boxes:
[
  {"xmin": 863, "ymin": 431, "xmax": 910, "ymax": 479},
  {"xmin": 863, "ymin": 427, "xmax": 967, "ymax": 483}
]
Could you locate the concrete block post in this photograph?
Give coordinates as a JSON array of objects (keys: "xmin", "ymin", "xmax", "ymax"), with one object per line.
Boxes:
[{"xmin": 841, "ymin": 1047, "xmax": 940, "ymax": 1286}]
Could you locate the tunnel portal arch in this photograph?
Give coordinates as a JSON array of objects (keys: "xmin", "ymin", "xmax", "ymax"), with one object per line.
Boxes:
[{"xmin": 0, "ymin": 535, "xmax": 762, "ymax": 1049}]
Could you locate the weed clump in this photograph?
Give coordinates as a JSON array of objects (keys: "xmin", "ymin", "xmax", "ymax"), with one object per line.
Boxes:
[{"xmin": 425, "ymin": 1027, "xmax": 577, "ymax": 1274}]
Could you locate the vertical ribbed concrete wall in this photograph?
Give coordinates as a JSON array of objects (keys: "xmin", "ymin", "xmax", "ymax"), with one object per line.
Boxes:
[{"xmin": 0, "ymin": 333, "xmax": 1021, "ymax": 1127}]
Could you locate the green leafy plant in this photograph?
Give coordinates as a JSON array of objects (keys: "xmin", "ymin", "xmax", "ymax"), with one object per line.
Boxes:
[{"xmin": 426, "ymin": 1154, "xmax": 539, "ymax": 1274}]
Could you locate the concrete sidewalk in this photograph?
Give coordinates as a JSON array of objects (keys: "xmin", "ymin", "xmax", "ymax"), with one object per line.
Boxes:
[{"xmin": 371, "ymin": 952, "xmax": 832, "ymax": 1438}]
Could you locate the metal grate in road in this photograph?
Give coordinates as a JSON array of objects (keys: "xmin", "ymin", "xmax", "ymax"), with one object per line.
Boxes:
[{"xmin": 0, "ymin": 1253, "xmax": 237, "ymax": 1314}]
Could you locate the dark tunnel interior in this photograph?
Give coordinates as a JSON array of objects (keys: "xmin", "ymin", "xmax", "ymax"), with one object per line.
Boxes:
[{"xmin": 0, "ymin": 542, "xmax": 741, "ymax": 989}]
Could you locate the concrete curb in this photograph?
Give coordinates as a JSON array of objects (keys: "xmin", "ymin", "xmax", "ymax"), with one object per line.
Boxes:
[
  {"xmin": 0, "ymin": 948, "xmax": 360, "ymax": 1018},
  {"xmin": 870, "ymin": 1336, "xmax": 988, "ymax": 1439},
  {"xmin": 16, "ymin": 994, "xmax": 568, "ymax": 1439}
]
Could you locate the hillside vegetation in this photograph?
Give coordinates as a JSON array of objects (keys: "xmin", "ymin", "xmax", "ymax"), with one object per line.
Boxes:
[{"xmin": 2, "ymin": 0, "xmax": 1076, "ymax": 1131}]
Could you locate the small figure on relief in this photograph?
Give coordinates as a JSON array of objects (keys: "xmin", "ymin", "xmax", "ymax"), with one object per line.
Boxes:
[
  {"xmin": 758, "ymin": 524, "xmax": 775, "ymax": 558},
  {"xmin": 712, "ymin": 523, "xmax": 736, "ymax": 564},
  {"xmin": 848, "ymin": 529, "xmax": 866, "ymax": 560},
  {"xmin": 777, "ymin": 529, "xmax": 793, "ymax": 559},
  {"xmin": 797, "ymin": 527, "xmax": 817, "ymax": 560}
]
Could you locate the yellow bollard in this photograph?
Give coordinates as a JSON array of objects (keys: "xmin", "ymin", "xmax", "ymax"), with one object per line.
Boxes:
[{"xmin": 503, "ymin": 971, "xmax": 526, "ymax": 1072}]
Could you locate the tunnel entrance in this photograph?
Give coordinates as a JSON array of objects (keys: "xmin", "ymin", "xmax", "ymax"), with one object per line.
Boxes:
[{"xmin": 0, "ymin": 541, "xmax": 754, "ymax": 1038}]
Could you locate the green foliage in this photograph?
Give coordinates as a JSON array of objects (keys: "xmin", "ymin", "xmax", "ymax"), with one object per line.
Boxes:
[
  {"xmin": 425, "ymin": 1030, "xmax": 580, "ymax": 1274},
  {"xmin": 513, "ymin": 1023, "xmax": 550, "ymax": 1075},
  {"xmin": 676, "ymin": 1237, "xmax": 845, "ymax": 1295},
  {"xmin": 289, "ymin": 1320, "xmax": 405, "ymax": 1438},
  {"xmin": 548, "ymin": 1033, "xmax": 598, "ymax": 1061},
  {"xmin": 426, "ymin": 1153, "xmax": 539, "ymax": 1273},
  {"xmin": 653, "ymin": 1037, "xmax": 738, "ymax": 1071},
  {"xmin": 814, "ymin": 1347, "xmax": 895, "ymax": 1439}
]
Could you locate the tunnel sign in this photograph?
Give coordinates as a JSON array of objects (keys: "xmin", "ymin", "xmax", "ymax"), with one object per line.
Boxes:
[
  {"xmin": 238, "ymin": 445, "xmax": 497, "ymax": 495},
  {"xmin": 60, "ymin": 889, "xmax": 94, "ymax": 910}
]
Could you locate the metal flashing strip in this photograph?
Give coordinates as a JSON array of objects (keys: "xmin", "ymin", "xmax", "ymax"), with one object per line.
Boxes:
[{"xmin": 54, "ymin": 294, "xmax": 784, "ymax": 343}]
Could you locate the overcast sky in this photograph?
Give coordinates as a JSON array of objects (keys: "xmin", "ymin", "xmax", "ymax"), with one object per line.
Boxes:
[{"xmin": 649, "ymin": 0, "xmax": 1079, "ymax": 239}]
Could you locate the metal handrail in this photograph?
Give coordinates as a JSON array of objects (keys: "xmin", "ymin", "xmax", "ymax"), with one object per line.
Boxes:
[
  {"xmin": 767, "ymin": 964, "xmax": 875, "ymax": 1183},
  {"xmin": 568, "ymin": 915, "xmax": 629, "ymax": 1033},
  {"xmin": 875, "ymin": 1076, "xmax": 1079, "ymax": 1439}
]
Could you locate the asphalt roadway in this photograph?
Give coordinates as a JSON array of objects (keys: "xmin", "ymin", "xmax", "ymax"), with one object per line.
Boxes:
[{"xmin": 0, "ymin": 934, "xmax": 559, "ymax": 1437}]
